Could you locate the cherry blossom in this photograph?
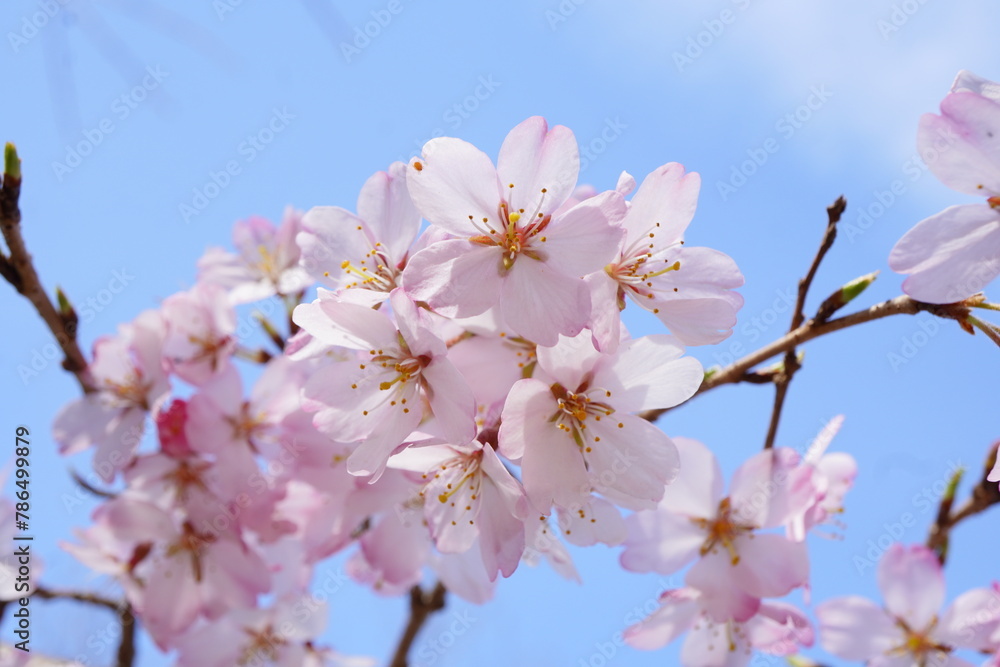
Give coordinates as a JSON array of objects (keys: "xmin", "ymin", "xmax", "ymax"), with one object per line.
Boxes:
[
  {"xmin": 588, "ymin": 163, "xmax": 744, "ymax": 350},
  {"xmin": 389, "ymin": 438, "xmax": 528, "ymax": 579},
  {"xmin": 620, "ymin": 438, "xmax": 810, "ymax": 609},
  {"xmin": 624, "ymin": 586, "xmax": 814, "ymax": 667},
  {"xmin": 296, "ymin": 290, "xmax": 476, "ymax": 478},
  {"xmin": 161, "ymin": 282, "xmax": 237, "ymax": 386},
  {"xmin": 298, "ymin": 162, "xmax": 421, "ymax": 305},
  {"xmin": 53, "ymin": 309, "xmax": 169, "ymax": 481},
  {"xmin": 890, "ymin": 70, "xmax": 1000, "ymax": 303},
  {"xmin": 198, "ymin": 207, "xmax": 311, "ymax": 304},
  {"xmin": 401, "ymin": 116, "xmax": 627, "ymax": 345},
  {"xmin": 817, "ymin": 544, "xmax": 1000, "ymax": 667},
  {"xmin": 499, "ymin": 331, "xmax": 702, "ymax": 513}
]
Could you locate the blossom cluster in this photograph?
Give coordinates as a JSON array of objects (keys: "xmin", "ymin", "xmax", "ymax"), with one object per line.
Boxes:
[
  {"xmin": 32, "ymin": 71, "xmax": 1000, "ymax": 667},
  {"xmin": 49, "ymin": 116, "xmax": 745, "ymax": 662}
]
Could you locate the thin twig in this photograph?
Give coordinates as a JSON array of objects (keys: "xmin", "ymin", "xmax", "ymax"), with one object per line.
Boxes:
[
  {"xmin": 927, "ymin": 442, "xmax": 1000, "ymax": 563},
  {"xmin": 640, "ymin": 295, "xmax": 930, "ymax": 422},
  {"xmin": 0, "ymin": 145, "xmax": 95, "ymax": 393},
  {"xmin": 389, "ymin": 582, "xmax": 447, "ymax": 667},
  {"xmin": 34, "ymin": 586, "xmax": 122, "ymax": 611},
  {"xmin": 33, "ymin": 588, "xmax": 136, "ymax": 667},
  {"xmin": 762, "ymin": 197, "xmax": 845, "ymax": 449}
]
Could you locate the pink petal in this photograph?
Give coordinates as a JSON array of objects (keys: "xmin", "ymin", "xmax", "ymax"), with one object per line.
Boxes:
[
  {"xmin": 585, "ymin": 271, "xmax": 624, "ymax": 353},
  {"xmin": 731, "ymin": 533, "xmax": 809, "ymax": 599},
  {"xmin": 297, "ymin": 207, "xmax": 376, "ymax": 289},
  {"xmin": 877, "ymin": 543, "xmax": 945, "ymax": 630},
  {"xmin": 406, "ymin": 138, "xmax": 501, "ymax": 236},
  {"xmin": 938, "ymin": 585, "xmax": 1000, "ymax": 650},
  {"xmin": 600, "ymin": 334, "xmax": 703, "ymax": 413},
  {"xmin": 534, "ymin": 330, "xmax": 605, "ymax": 392},
  {"xmin": 816, "ymin": 595, "xmax": 900, "ymax": 661},
  {"xmin": 499, "ymin": 257, "xmax": 591, "ymax": 346},
  {"xmin": 499, "ymin": 379, "xmax": 589, "ymax": 511},
  {"xmin": 402, "ymin": 239, "xmax": 504, "ymax": 317},
  {"xmin": 623, "ymin": 162, "xmax": 701, "ymax": 243},
  {"xmin": 890, "ymin": 204, "xmax": 1000, "ymax": 303},
  {"xmin": 556, "ymin": 496, "xmax": 626, "ymax": 547},
  {"xmin": 585, "ymin": 414, "xmax": 680, "ymax": 510},
  {"xmin": 620, "ymin": 506, "xmax": 706, "ymax": 574},
  {"xmin": 918, "ymin": 92, "xmax": 1000, "ymax": 197},
  {"xmin": 420, "ymin": 359, "xmax": 477, "ymax": 450},
  {"xmin": 497, "ymin": 116, "xmax": 579, "ymax": 219},
  {"xmin": 685, "ymin": 557, "xmax": 762, "ymax": 623},
  {"xmin": 624, "ymin": 589, "xmax": 701, "ymax": 650},
  {"xmin": 541, "ymin": 190, "xmax": 627, "ymax": 277},
  {"xmin": 748, "ymin": 601, "xmax": 815, "ymax": 654},
  {"xmin": 655, "ymin": 437, "xmax": 725, "ymax": 518},
  {"xmin": 355, "ymin": 161, "xmax": 420, "ymax": 261}
]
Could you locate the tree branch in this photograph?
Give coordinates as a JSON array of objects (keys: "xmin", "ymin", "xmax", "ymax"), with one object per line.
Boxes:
[
  {"xmin": 32, "ymin": 587, "xmax": 136, "ymax": 667},
  {"xmin": 762, "ymin": 196, "xmax": 845, "ymax": 449},
  {"xmin": 389, "ymin": 582, "xmax": 447, "ymax": 667},
  {"xmin": 641, "ymin": 295, "xmax": 931, "ymax": 422},
  {"xmin": 0, "ymin": 144, "xmax": 94, "ymax": 394},
  {"xmin": 927, "ymin": 442, "xmax": 1000, "ymax": 563}
]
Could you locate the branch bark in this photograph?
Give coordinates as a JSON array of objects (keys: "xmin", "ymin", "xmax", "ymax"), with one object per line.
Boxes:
[
  {"xmin": 0, "ymin": 145, "xmax": 95, "ymax": 394},
  {"xmin": 389, "ymin": 582, "xmax": 447, "ymax": 667},
  {"xmin": 763, "ymin": 196, "xmax": 844, "ymax": 449},
  {"xmin": 640, "ymin": 295, "xmax": 931, "ymax": 422}
]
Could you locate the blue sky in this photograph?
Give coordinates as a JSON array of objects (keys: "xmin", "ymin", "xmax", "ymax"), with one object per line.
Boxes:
[{"xmin": 1, "ymin": 1, "xmax": 999, "ymax": 665}]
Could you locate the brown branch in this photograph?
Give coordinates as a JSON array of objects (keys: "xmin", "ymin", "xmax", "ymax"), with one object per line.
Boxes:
[
  {"xmin": 640, "ymin": 295, "xmax": 931, "ymax": 422},
  {"xmin": 927, "ymin": 442, "xmax": 1000, "ymax": 563},
  {"xmin": 33, "ymin": 587, "xmax": 136, "ymax": 667},
  {"xmin": 34, "ymin": 586, "xmax": 121, "ymax": 611},
  {"xmin": 389, "ymin": 582, "xmax": 447, "ymax": 667},
  {"xmin": 0, "ymin": 144, "xmax": 95, "ymax": 394},
  {"xmin": 762, "ymin": 197, "xmax": 845, "ymax": 449},
  {"xmin": 116, "ymin": 604, "xmax": 137, "ymax": 667}
]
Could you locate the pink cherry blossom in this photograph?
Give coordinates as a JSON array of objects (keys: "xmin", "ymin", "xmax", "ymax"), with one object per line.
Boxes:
[
  {"xmin": 401, "ymin": 116, "xmax": 627, "ymax": 345},
  {"xmin": 298, "ymin": 162, "xmax": 421, "ymax": 304},
  {"xmin": 817, "ymin": 544, "xmax": 1000, "ymax": 666},
  {"xmin": 53, "ymin": 309, "xmax": 170, "ymax": 481},
  {"xmin": 174, "ymin": 595, "xmax": 327, "ymax": 667},
  {"xmin": 589, "ymin": 163, "xmax": 744, "ymax": 350},
  {"xmin": 161, "ymin": 282, "xmax": 237, "ymax": 385},
  {"xmin": 620, "ymin": 438, "xmax": 810, "ymax": 608},
  {"xmin": 624, "ymin": 586, "xmax": 814, "ymax": 667},
  {"xmin": 499, "ymin": 331, "xmax": 702, "ymax": 513},
  {"xmin": 296, "ymin": 290, "xmax": 476, "ymax": 478},
  {"xmin": 198, "ymin": 207, "xmax": 311, "ymax": 304},
  {"xmin": 890, "ymin": 71, "xmax": 1000, "ymax": 303},
  {"xmin": 390, "ymin": 439, "xmax": 528, "ymax": 580}
]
